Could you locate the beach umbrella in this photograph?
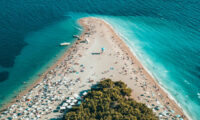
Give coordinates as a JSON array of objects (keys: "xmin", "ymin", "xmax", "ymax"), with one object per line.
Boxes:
[
  {"xmin": 77, "ymin": 101, "xmax": 81, "ymax": 105},
  {"xmin": 101, "ymin": 47, "xmax": 105, "ymax": 51},
  {"xmin": 30, "ymin": 113, "xmax": 34, "ymax": 116},
  {"xmin": 154, "ymin": 106, "xmax": 159, "ymax": 111},
  {"xmin": 66, "ymin": 99, "xmax": 71, "ymax": 103},
  {"xmin": 63, "ymin": 103, "xmax": 68, "ymax": 107},
  {"xmin": 70, "ymin": 103, "xmax": 75, "ymax": 106},
  {"xmin": 70, "ymin": 97, "xmax": 75, "ymax": 100},
  {"xmin": 17, "ymin": 113, "xmax": 22, "ymax": 116},
  {"xmin": 73, "ymin": 99, "xmax": 78, "ymax": 103},
  {"xmin": 36, "ymin": 115, "xmax": 40, "ymax": 118},
  {"xmin": 4, "ymin": 111, "xmax": 8, "ymax": 114},
  {"xmin": 76, "ymin": 96, "xmax": 81, "ymax": 100},
  {"xmin": 67, "ymin": 106, "xmax": 72, "ymax": 109},
  {"xmin": 60, "ymin": 106, "xmax": 66, "ymax": 110},
  {"xmin": 171, "ymin": 110, "xmax": 175, "ymax": 113},
  {"xmin": 24, "ymin": 110, "xmax": 28, "ymax": 114},
  {"xmin": 83, "ymin": 92, "xmax": 87, "ymax": 96},
  {"xmin": 73, "ymin": 93, "xmax": 79, "ymax": 98},
  {"xmin": 18, "ymin": 107, "xmax": 23, "ymax": 111},
  {"xmin": 110, "ymin": 67, "xmax": 114, "ymax": 70},
  {"xmin": 9, "ymin": 117, "xmax": 13, "ymax": 119}
]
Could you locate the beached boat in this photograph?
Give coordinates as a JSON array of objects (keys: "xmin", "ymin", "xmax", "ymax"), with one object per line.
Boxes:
[
  {"xmin": 73, "ymin": 35, "xmax": 79, "ymax": 38},
  {"xmin": 73, "ymin": 35, "xmax": 80, "ymax": 40},
  {"xmin": 60, "ymin": 42, "xmax": 70, "ymax": 46}
]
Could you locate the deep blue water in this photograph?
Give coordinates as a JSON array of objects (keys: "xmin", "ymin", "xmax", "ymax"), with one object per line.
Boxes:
[{"xmin": 0, "ymin": 0, "xmax": 200, "ymax": 119}]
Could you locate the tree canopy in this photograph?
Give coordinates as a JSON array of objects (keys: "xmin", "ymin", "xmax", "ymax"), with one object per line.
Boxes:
[{"xmin": 65, "ymin": 79, "xmax": 158, "ymax": 120}]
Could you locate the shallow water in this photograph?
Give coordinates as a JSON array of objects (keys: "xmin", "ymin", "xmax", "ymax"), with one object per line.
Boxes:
[
  {"xmin": 99, "ymin": 16, "xmax": 200, "ymax": 119},
  {"xmin": 0, "ymin": 18, "xmax": 80, "ymax": 107},
  {"xmin": 0, "ymin": 0, "xmax": 200, "ymax": 119}
]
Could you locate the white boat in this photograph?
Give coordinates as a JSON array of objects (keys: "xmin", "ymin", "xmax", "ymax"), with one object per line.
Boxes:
[
  {"xmin": 73, "ymin": 35, "xmax": 79, "ymax": 38},
  {"xmin": 60, "ymin": 42, "xmax": 70, "ymax": 46}
]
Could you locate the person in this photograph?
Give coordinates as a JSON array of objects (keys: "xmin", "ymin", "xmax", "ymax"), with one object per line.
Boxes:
[{"xmin": 101, "ymin": 47, "xmax": 105, "ymax": 53}]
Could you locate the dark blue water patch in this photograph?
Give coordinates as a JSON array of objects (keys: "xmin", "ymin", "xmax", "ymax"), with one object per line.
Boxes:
[
  {"xmin": 0, "ymin": 17, "xmax": 80, "ymax": 108},
  {"xmin": 0, "ymin": 0, "xmax": 66, "ymax": 68},
  {"xmin": 0, "ymin": 35, "xmax": 27, "ymax": 68},
  {"xmin": 0, "ymin": 71, "xmax": 9, "ymax": 82}
]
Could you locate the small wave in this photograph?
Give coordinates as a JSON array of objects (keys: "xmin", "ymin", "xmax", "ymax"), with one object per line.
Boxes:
[
  {"xmin": 75, "ymin": 26, "xmax": 82, "ymax": 31},
  {"xmin": 164, "ymin": 70, "xmax": 169, "ymax": 73},
  {"xmin": 197, "ymin": 93, "xmax": 200, "ymax": 99},
  {"xmin": 184, "ymin": 80, "xmax": 191, "ymax": 85}
]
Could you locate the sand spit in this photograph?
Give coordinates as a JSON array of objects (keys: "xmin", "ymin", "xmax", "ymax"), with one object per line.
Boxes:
[{"xmin": 0, "ymin": 17, "xmax": 187, "ymax": 120}]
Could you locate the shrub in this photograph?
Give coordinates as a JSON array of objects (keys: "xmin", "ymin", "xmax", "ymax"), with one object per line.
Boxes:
[{"xmin": 65, "ymin": 79, "xmax": 158, "ymax": 120}]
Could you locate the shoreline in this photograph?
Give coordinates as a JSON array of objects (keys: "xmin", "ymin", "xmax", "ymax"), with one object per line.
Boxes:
[
  {"xmin": 102, "ymin": 20, "xmax": 191, "ymax": 120},
  {"xmin": 127, "ymin": 42, "xmax": 191, "ymax": 120},
  {"xmin": 98, "ymin": 18, "xmax": 188, "ymax": 119},
  {"xmin": 0, "ymin": 33, "xmax": 79, "ymax": 112},
  {"xmin": 0, "ymin": 17, "xmax": 189, "ymax": 120}
]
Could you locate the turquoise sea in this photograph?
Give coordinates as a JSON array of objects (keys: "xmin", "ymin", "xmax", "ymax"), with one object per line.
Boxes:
[{"xmin": 0, "ymin": 1, "xmax": 199, "ymax": 119}]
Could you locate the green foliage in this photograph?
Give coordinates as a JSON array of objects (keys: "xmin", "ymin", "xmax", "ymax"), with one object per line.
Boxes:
[{"xmin": 65, "ymin": 79, "xmax": 158, "ymax": 120}]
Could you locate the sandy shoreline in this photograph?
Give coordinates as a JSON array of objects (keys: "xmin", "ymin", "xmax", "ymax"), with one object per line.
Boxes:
[
  {"xmin": 99, "ymin": 18, "xmax": 189, "ymax": 119},
  {"xmin": 0, "ymin": 17, "xmax": 188, "ymax": 120},
  {"xmin": 101, "ymin": 19, "xmax": 190, "ymax": 118},
  {"xmin": 0, "ymin": 38, "xmax": 77, "ymax": 112}
]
